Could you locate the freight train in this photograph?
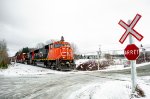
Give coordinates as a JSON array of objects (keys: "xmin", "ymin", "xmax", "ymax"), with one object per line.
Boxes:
[{"xmin": 16, "ymin": 36, "xmax": 75, "ymax": 70}]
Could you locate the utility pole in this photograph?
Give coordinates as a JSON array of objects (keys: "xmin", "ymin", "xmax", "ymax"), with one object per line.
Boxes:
[
  {"xmin": 143, "ymin": 49, "xmax": 146, "ymax": 63},
  {"xmin": 99, "ymin": 45, "xmax": 101, "ymax": 58},
  {"xmin": 97, "ymin": 45, "xmax": 101, "ymax": 70},
  {"xmin": 141, "ymin": 44, "xmax": 146, "ymax": 63},
  {"xmin": 97, "ymin": 51, "xmax": 100, "ymax": 70}
]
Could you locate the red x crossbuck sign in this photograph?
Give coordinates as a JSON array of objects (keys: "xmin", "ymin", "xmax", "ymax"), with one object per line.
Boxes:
[{"xmin": 119, "ymin": 14, "xmax": 143, "ymax": 44}]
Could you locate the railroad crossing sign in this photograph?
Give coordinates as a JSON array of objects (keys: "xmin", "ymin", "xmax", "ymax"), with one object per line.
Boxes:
[
  {"xmin": 119, "ymin": 14, "xmax": 143, "ymax": 44},
  {"xmin": 118, "ymin": 14, "xmax": 144, "ymax": 94},
  {"xmin": 124, "ymin": 44, "xmax": 139, "ymax": 60}
]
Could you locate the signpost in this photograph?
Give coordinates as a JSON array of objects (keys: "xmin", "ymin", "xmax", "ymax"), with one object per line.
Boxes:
[{"xmin": 118, "ymin": 14, "xmax": 144, "ymax": 94}]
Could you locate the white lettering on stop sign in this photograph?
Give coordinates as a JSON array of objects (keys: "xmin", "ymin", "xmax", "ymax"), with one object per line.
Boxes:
[{"xmin": 124, "ymin": 49, "xmax": 139, "ymax": 55}]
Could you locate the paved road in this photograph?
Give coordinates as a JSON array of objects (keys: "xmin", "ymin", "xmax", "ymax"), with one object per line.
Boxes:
[
  {"xmin": 0, "ymin": 72, "xmax": 114, "ymax": 99},
  {"xmin": 0, "ymin": 64, "xmax": 150, "ymax": 99},
  {"xmin": 108, "ymin": 63, "xmax": 150, "ymax": 76}
]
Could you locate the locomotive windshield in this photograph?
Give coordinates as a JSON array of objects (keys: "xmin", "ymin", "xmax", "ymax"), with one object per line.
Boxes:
[
  {"xmin": 54, "ymin": 44, "xmax": 64, "ymax": 48},
  {"xmin": 65, "ymin": 44, "xmax": 70, "ymax": 47},
  {"xmin": 54, "ymin": 43, "xmax": 70, "ymax": 48}
]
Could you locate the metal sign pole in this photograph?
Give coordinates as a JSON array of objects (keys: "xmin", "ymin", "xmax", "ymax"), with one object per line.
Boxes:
[
  {"xmin": 128, "ymin": 19, "xmax": 137, "ymax": 93},
  {"xmin": 128, "ymin": 20, "xmax": 137, "ymax": 93}
]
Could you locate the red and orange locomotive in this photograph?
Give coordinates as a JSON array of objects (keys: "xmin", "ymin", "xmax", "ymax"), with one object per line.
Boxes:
[{"xmin": 28, "ymin": 36, "xmax": 75, "ymax": 70}]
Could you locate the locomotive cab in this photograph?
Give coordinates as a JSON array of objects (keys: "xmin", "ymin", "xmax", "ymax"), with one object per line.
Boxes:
[{"xmin": 48, "ymin": 42, "xmax": 73, "ymax": 59}]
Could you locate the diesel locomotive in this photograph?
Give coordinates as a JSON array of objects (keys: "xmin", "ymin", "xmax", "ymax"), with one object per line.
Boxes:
[{"xmin": 16, "ymin": 36, "xmax": 75, "ymax": 70}]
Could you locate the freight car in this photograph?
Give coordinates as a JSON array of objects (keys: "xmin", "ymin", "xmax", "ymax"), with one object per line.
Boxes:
[{"xmin": 23, "ymin": 36, "xmax": 75, "ymax": 70}]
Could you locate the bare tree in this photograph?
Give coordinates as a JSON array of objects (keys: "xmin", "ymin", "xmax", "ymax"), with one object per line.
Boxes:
[
  {"xmin": 45, "ymin": 39, "xmax": 58, "ymax": 45},
  {"xmin": 36, "ymin": 43, "xmax": 45, "ymax": 49},
  {"xmin": 0, "ymin": 40, "xmax": 9, "ymax": 68},
  {"xmin": 70, "ymin": 43, "xmax": 78, "ymax": 55},
  {"xmin": 104, "ymin": 53, "xmax": 112, "ymax": 60}
]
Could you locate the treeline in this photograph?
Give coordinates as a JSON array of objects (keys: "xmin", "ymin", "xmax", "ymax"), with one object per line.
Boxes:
[
  {"xmin": 15, "ymin": 47, "xmax": 31, "ymax": 56},
  {"xmin": 0, "ymin": 40, "xmax": 9, "ymax": 68}
]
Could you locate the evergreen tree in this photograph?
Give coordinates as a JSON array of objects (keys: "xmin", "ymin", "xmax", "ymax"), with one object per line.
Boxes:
[{"xmin": 22, "ymin": 47, "xmax": 29, "ymax": 53}]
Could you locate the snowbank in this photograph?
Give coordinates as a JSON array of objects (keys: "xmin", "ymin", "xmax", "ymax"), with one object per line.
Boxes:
[
  {"xmin": 67, "ymin": 81, "xmax": 150, "ymax": 99},
  {"xmin": 75, "ymin": 59, "xmax": 150, "ymax": 72},
  {"xmin": 0, "ymin": 62, "xmax": 100, "ymax": 76},
  {"xmin": 75, "ymin": 59, "xmax": 108, "ymax": 67},
  {"xmin": 75, "ymin": 59, "xmax": 91, "ymax": 67},
  {"xmin": 100, "ymin": 62, "xmax": 150, "ymax": 72},
  {"xmin": 0, "ymin": 63, "xmax": 65, "ymax": 76}
]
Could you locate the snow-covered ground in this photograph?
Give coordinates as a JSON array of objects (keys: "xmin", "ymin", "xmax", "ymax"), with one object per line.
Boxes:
[
  {"xmin": 67, "ymin": 81, "xmax": 150, "ymax": 99},
  {"xmin": 0, "ymin": 60, "xmax": 150, "ymax": 99},
  {"xmin": 0, "ymin": 62, "xmax": 93, "ymax": 76},
  {"xmin": 0, "ymin": 62, "xmax": 66, "ymax": 76},
  {"xmin": 0, "ymin": 60, "xmax": 150, "ymax": 76}
]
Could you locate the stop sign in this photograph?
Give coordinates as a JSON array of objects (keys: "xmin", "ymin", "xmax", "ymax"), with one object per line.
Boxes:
[{"xmin": 124, "ymin": 44, "xmax": 140, "ymax": 60}]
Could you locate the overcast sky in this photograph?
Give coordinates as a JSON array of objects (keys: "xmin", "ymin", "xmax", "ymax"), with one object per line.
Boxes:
[{"xmin": 0, "ymin": 0, "xmax": 150, "ymax": 56}]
